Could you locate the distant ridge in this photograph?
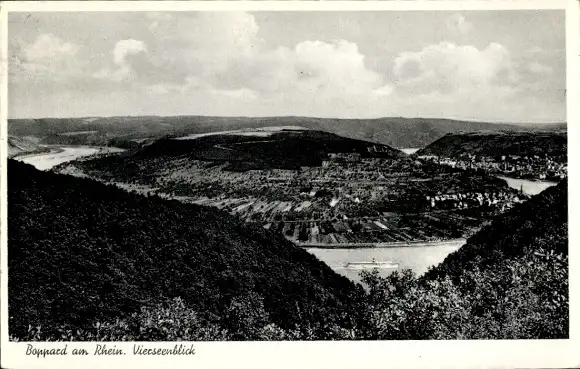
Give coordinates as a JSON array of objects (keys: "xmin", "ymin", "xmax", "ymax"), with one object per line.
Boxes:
[{"xmin": 8, "ymin": 116, "xmax": 567, "ymax": 150}]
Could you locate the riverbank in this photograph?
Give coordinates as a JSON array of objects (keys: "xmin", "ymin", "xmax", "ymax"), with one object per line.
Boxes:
[
  {"xmin": 10, "ymin": 147, "xmax": 60, "ymax": 160},
  {"xmin": 296, "ymin": 238, "xmax": 466, "ymax": 249}
]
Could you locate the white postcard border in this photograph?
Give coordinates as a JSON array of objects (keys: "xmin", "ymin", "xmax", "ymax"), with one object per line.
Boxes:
[{"xmin": 1, "ymin": 1, "xmax": 578, "ymax": 368}]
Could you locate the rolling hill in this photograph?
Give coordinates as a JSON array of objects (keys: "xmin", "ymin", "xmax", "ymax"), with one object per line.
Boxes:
[
  {"xmin": 135, "ymin": 128, "xmax": 406, "ymax": 170},
  {"xmin": 416, "ymin": 130, "xmax": 567, "ymax": 158},
  {"xmin": 8, "ymin": 159, "xmax": 361, "ymax": 340},
  {"xmin": 8, "ymin": 116, "xmax": 566, "ymax": 150}
]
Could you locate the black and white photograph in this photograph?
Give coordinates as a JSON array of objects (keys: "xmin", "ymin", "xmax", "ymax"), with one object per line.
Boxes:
[{"xmin": 0, "ymin": 0, "xmax": 577, "ymax": 367}]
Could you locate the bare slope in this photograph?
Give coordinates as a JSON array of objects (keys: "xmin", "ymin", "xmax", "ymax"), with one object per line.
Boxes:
[{"xmin": 7, "ymin": 136, "xmax": 42, "ymax": 158}]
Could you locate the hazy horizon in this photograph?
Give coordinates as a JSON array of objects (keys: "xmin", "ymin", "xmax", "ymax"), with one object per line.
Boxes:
[{"xmin": 7, "ymin": 113, "xmax": 567, "ymax": 125}]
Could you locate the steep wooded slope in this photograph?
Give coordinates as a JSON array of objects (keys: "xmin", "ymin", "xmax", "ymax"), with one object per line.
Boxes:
[{"xmin": 8, "ymin": 160, "xmax": 359, "ymax": 339}]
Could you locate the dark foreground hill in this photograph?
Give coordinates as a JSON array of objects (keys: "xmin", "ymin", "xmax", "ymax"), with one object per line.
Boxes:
[
  {"xmin": 8, "ymin": 160, "xmax": 360, "ymax": 341},
  {"xmin": 9, "ymin": 116, "xmax": 565, "ymax": 149},
  {"xmin": 416, "ymin": 131, "xmax": 567, "ymax": 158}
]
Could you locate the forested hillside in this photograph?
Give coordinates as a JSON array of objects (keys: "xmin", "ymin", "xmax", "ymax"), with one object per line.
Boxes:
[
  {"xmin": 416, "ymin": 131, "xmax": 567, "ymax": 158},
  {"xmin": 8, "ymin": 160, "xmax": 361, "ymax": 340},
  {"xmin": 426, "ymin": 179, "xmax": 567, "ymax": 280},
  {"xmin": 135, "ymin": 129, "xmax": 405, "ymax": 170}
]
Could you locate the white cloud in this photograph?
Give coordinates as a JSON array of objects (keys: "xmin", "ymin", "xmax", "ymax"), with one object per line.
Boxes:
[
  {"xmin": 113, "ymin": 39, "xmax": 147, "ymax": 65},
  {"xmin": 24, "ymin": 33, "xmax": 79, "ymax": 61},
  {"xmin": 383, "ymin": 41, "xmax": 564, "ymax": 122},
  {"xmin": 8, "ymin": 12, "xmax": 565, "ymax": 122},
  {"xmin": 10, "ymin": 33, "xmax": 82, "ymax": 81},
  {"xmin": 95, "ymin": 39, "xmax": 148, "ymax": 82},
  {"xmin": 373, "ymin": 85, "xmax": 394, "ymax": 96},
  {"xmin": 207, "ymin": 38, "xmax": 385, "ymax": 101},
  {"xmin": 292, "ymin": 40, "xmax": 382, "ymax": 94},
  {"xmin": 393, "ymin": 42, "xmax": 516, "ymax": 95}
]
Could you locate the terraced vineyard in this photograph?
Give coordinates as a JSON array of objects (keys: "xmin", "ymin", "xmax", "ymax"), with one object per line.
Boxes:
[{"xmin": 191, "ymin": 196, "xmax": 487, "ymax": 245}]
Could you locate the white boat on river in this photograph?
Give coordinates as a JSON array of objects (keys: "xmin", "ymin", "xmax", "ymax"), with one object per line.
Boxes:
[
  {"xmin": 344, "ymin": 259, "xmax": 399, "ymax": 270},
  {"xmin": 307, "ymin": 240, "xmax": 464, "ymax": 283}
]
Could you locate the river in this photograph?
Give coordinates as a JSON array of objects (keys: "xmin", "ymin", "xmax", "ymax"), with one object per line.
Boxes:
[
  {"xmin": 307, "ymin": 240, "xmax": 464, "ymax": 284},
  {"xmin": 496, "ymin": 175, "xmax": 558, "ymax": 196},
  {"xmin": 16, "ymin": 146, "xmax": 123, "ymax": 171},
  {"xmin": 401, "ymin": 148, "xmax": 420, "ymax": 155}
]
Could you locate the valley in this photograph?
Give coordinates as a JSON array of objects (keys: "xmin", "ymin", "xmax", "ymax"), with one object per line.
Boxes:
[
  {"xmin": 56, "ymin": 128, "xmax": 523, "ymax": 250},
  {"xmin": 35, "ymin": 127, "xmax": 540, "ymax": 282},
  {"xmin": 7, "ymin": 123, "xmax": 569, "ymax": 340},
  {"xmin": 8, "ymin": 156, "xmax": 569, "ymax": 340},
  {"xmin": 12, "ymin": 127, "xmax": 565, "ymax": 281}
]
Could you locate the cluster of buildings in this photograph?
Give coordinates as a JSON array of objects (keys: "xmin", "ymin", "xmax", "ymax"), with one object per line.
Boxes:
[
  {"xmin": 419, "ymin": 154, "xmax": 567, "ymax": 181},
  {"xmin": 426, "ymin": 190, "xmax": 526, "ymax": 212},
  {"xmin": 166, "ymin": 151, "xmax": 518, "ymax": 212}
]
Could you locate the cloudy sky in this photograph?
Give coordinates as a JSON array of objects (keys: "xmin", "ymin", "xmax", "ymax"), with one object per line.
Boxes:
[{"xmin": 8, "ymin": 10, "xmax": 565, "ymax": 122}]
